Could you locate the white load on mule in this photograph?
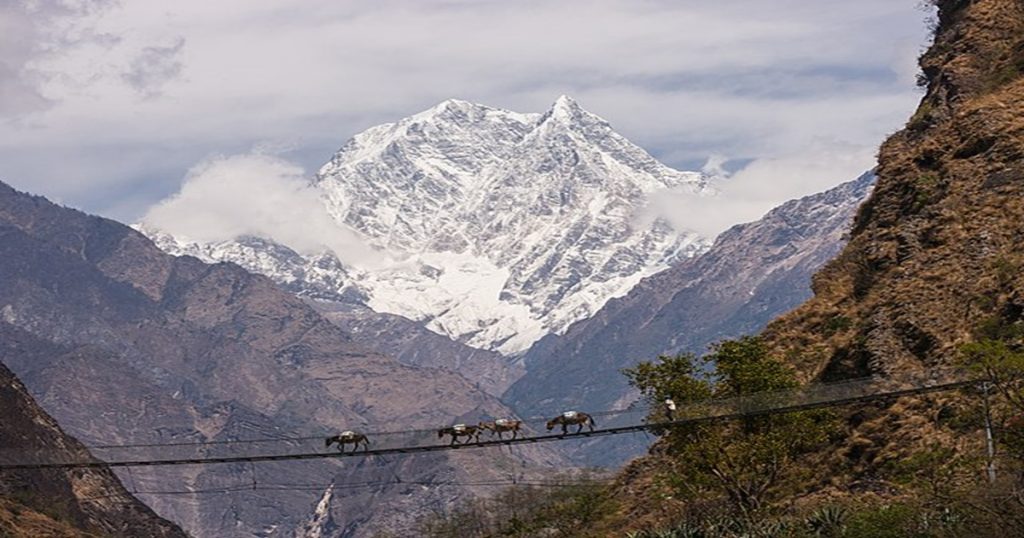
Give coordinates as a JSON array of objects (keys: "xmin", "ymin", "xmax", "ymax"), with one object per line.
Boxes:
[{"xmin": 561, "ymin": 410, "xmax": 578, "ymax": 419}]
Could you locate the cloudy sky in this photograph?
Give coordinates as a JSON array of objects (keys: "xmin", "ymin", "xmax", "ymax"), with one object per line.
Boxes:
[{"xmin": 1, "ymin": 0, "xmax": 932, "ymax": 230}]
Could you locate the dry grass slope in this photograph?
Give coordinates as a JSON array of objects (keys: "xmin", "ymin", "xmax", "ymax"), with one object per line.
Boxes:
[{"xmin": 558, "ymin": 0, "xmax": 1024, "ymax": 534}]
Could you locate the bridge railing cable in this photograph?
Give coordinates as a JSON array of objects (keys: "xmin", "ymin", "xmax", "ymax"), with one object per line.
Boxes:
[{"xmin": 0, "ymin": 372, "xmax": 974, "ymax": 470}]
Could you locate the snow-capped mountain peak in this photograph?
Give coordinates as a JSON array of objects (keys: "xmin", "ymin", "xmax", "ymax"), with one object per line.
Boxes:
[
  {"xmin": 145, "ymin": 96, "xmax": 713, "ymax": 355},
  {"xmin": 544, "ymin": 94, "xmax": 590, "ymax": 122}
]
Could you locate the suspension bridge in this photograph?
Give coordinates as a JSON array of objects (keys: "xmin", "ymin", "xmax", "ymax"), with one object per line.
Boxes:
[{"xmin": 0, "ymin": 372, "xmax": 977, "ymax": 472}]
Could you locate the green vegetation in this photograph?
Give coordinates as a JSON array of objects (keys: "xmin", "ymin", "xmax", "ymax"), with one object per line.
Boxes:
[
  {"xmin": 624, "ymin": 337, "xmax": 835, "ymax": 515},
  {"xmin": 906, "ymin": 100, "xmax": 934, "ymax": 131},
  {"xmin": 625, "ymin": 502, "xmax": 965, "ymax": 538},
  {"xmin": 821, "ymin": 315, "xmax": 853, "ymax": 337},
  {"xmin": 414, "ymin": 479, "xmax": 613, "ymax": 537},
  {"xmin": 842, "ymin": 503, "xmax": 962, "ymax": 538},
  {"xmin": 960, "ymin": 311, "xmax": 1024, "ymax": 417},
  {"xmin": 911, "ymin": 174, "xmax": 942, "ymax": 212},
  {"xmin": 420, "ymin": 325, "xmax": 1024, "ymax": 536},
  {"xmin": 962, "ymin": 339, "xmax": 1024, "ymax": 409}
]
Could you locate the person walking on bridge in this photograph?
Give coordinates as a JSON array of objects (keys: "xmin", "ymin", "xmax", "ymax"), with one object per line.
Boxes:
[{"xmin": 663, "ymin": 398, "xmax": 677, "ymax": 421}]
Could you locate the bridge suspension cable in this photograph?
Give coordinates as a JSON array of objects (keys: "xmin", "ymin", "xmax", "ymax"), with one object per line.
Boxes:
[
  {"xmin": 0, "ymin": 373, "xmax": 975, "ymax": 471},
  {"xmin": 76, "ymin": 476, "xmax": 613, "ymax": 504}
]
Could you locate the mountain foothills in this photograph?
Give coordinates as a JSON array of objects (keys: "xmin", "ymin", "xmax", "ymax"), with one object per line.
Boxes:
[
  {"xmin": 437, "ymin": 0, "xmax": 1024, "ymax": 535},
  {"xmin": 147, "ymin": 96, "xmax": 713, "ymax": 356},
  {"xmin": 314, "ymin": 301, "xmax": 523, "ymax": 396},
  {"xmin": 0, "ymin": 181, "xmax": 563, "ymax": 537},
  {"xmin": 0, "ymin": 357, "xmax": 186, "ymax": 537}
]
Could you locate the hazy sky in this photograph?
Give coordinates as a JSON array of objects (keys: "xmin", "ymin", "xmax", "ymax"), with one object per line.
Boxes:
[{"xmin": 0, "ymin": 0, "xmax": 932, "ymax": 228}]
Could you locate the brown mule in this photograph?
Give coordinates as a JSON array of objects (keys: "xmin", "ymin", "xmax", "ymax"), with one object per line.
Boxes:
[
  {"xmin": 545, "ymin": 411, "xmax": 595, "ymax": 434},
  {"xmin": 325, "ymin": 431, "xmax": 370, "ymax": 452},
  {"xmin": 478, "ymin": 419, "xmax": 523, "ymax": 439},
  {"xmin": 438, "ymin": 424, "xmax": 481, "ymax": 445}
]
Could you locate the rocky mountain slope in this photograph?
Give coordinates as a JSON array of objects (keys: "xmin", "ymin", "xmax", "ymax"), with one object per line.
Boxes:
[
  {"xmin": 147, "ymin": 96, "xmax": 713, "ymax": 355},
  {"xmin": 0, "ymin": 180, "xmax": 561, "ymax": 537},
  {"xmin": 573, "ymin": 0, "xmax": 1024, "ymax": 532},
  {"xmin": 0, "ymin": 354, "xmax": 186, "ymax": 538},
  {"xmin": 755, "ymin": 0, "xmax": 1024, "ymax": 458},
  {"xmin": 762, "ymin": 0, "xmax": 1024, "ymax": 385},
  {"xmin": 142, "ymin": 234, "xmax": 522, "ymax": 396},
  {"xmin": 313, "ymin": 302, "xmax": 523, "ymax": 395},
  {"xmin": 505, "ymin": 172, "xmax": 876, "ymax": 422}
]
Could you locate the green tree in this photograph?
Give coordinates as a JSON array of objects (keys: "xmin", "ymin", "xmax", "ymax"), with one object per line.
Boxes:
[
  {"xmin": 415, "ymin": 480, "xmax": 613, "ymax": 537},
  {"xmin": 624, "ymin": 336, "xmax": 834, "ymax": 515},
  {"xmin": 957, "ymin": 309, "xmax": 1024, "ymax": 455},
  {"xmin": 960, "ymin": 338, "xmax": 1024, "ymax": 413}
]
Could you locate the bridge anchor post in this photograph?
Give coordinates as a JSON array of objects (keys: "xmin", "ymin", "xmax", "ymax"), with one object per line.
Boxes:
[{"xmin": 982, "ymin": 382, "xmax": 997, "ymax": 484}]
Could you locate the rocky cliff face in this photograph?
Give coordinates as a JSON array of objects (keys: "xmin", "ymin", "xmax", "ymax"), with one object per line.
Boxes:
[
  {"xmin": 147, "ymin": 96, "xmax": 712, "ymax": 355},
  {"xmin": 753, "ymin": 0, "xmax": 1024, "ymax": 469},
  {"xmin": 763, "ymin": 0, "xmax": 1024, "ymax": 382},
  {"xmin": 0, "ymin": 181, "xmax": 560, "ymax": 537},
  {"xmin": 0, "ymin": 354, "xmax": 186, "ymax": 538},
  {"xmin": 505, "ymin": 173, "xmax": 876, "ymax": 425},
  {"xmin": 586, "ymin": 0, "xmax": 1024, "ymax": 529}
]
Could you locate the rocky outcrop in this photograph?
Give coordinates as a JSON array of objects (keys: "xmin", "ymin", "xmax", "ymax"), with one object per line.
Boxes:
[
  {"xmin": 744, "ymin": 0, "xmax": 1024, "ymax": 477},
  {"xmin": 0, "ymin": 181, "xmax": 560, "ymax": 537},
  {"xmin": 0, "ymin": 354, "xmax": 186, "ymax": 538},
  {"xmin": 763, "ymin": 0, "xmax": 1024, "ymax": 383}
]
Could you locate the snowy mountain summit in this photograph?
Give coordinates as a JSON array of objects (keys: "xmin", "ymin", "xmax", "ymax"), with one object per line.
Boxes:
[{"xmin": 146, "ymin": 96, "xmax": 714, "ymax": 355}]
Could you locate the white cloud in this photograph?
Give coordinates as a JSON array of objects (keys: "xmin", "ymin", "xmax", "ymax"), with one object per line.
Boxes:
[
  {"xmin": 0, "ymin": 0, "xmax": 98, "ymax": 120},
  {"xmin": 649, "ymin": 140, "xmax": 877, "ymax": 238},
  {"xmin": 142, "ymin": 152, "xmax": 380, "ymax": 265},
  {"xmin": 0, "ymin": 0, "xmax": 934, "ymax": 225}
]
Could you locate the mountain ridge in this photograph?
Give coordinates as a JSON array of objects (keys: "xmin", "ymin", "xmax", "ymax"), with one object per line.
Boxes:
[
  {"xmin": 0, "ymin": 179, "xmax": 562, "ymax": 537},
  {"xmin": 147, "ymin": 96, "xmax": 713, "ymax": 355},
  {"xmin": 508, "ymin": 172, "xmax": 876, "ymax": 416},
  {"xmin": 564, "ymin": 0, "xmax": 1024, "ymax": 533},
  {"xmin": 504, "ymin": 171, "xmax": 876, "ymax": 465},
  {"xmin": 0, "ymin": 328, "xmax": 187, "ymax": 538}
]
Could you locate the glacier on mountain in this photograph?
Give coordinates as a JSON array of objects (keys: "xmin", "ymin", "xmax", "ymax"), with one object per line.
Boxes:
[{"xmin": 144, "ymin": 96, "xmax": 714, "ymax": 355}]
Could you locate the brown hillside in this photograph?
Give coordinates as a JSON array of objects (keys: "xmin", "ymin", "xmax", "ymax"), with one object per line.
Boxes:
[
  {"xmin": 765, "ymin": 0, "xmax": 1024, "ymax": 381},
  {"xmin": 570, "ymin": 0, "xmax": 1024, "ymax": 534},
  {"xmin": 0, "ymin": 360, "xmax": 186, "ymax": 538}
]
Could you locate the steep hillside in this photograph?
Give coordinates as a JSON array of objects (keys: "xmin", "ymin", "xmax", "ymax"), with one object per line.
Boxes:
[
  {"xmin": 314, "ymin": 302, "xmax": 523, "ymax": 395},
  {"xmin": 0, "ymin": 358, "xmax": 186, "ymax": 538},
  {"xmin": 141, "ymin": 234, "xmax": 522, "ymax": 396},
  {"xmin": 765, "ymin": 0, "xmax": 1024, "ymax": 384},
  {"xmin": 565, "ymin": 0, "xmax": 1024, "ymax": 533},
  {"xmin": 506, "ymin": 173, "xmax": 875, "ymax": 421},
  {"xmin": 147, "ymin": 96, "xmax": 712, "ymax": 355},
  {"xmin": 0, "ymin": 181, "xmax": 561, "ymax": 537},
  {"xmin": 750, "ymin": 0, "xmax": 1024, "ymax": 503}
]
